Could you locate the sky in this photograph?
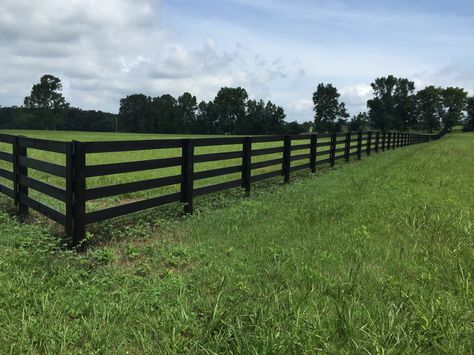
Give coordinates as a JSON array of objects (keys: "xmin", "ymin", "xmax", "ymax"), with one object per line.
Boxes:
[{"xmin": 1, "ymin": 0, "xmax": 473, "ymax": 122}]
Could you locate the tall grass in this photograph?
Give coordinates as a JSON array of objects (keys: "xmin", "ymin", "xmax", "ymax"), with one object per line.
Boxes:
[{"xmin": 0, "ymin": 131, "xmax": 472, "ymax": 353}]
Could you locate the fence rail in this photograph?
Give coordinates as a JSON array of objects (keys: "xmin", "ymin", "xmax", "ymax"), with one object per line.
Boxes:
[{"xmin": 0, "ymin": 130, "xmax": 446, "ymax": 246}]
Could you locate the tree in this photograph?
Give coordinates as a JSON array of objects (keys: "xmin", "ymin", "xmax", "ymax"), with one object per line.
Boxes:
[
  {"xmin": 153, "ymin": 94, "xmax": 178, "ymax": 133},
  {"xmin": 213, "ymin": 87, "xmax": 248, "ymax": 134},
  {"xmin": 177, "ymin": 92, "xmax": 197, "ymax": 133},
  {"xmin": 415, "ymin": 86, "xmax": 444, "ymax": 133},
  {"xmin": 242, "ymin": 99, "xmax": 286, "ymax": 134},
  {"xmin": 442, "ymin": 87, "xmax": 468, "ymax": 129},
  {"xmin": 312, "ymin": 83, "xmax": 348, "ymax": 132},
  {"xmin": 463, "ymin": 96, "xmax": 474, "ymax": 132},
  {"xmin": 348, "ymin": 112, "xmax": 369, "ymax": 131},
  {"xmin": 118, "ymin": 94, "xmax": 151, "ymax": 132},
  {"xmin": 367, "ymin": 75, "xmax": 415, "ymax": 131},
  {"xmin": 23, "ymin": 74, "xmax": 69, "ymax": 129}
]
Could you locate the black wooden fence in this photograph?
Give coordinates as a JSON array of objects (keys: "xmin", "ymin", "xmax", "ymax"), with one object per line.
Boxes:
[{"xmin": 0, "ymin": 130, "xmax": 444, "ymax": 246}]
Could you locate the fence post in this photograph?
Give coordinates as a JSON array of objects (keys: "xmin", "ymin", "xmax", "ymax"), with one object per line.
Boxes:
[
  {"xmin": 72, "ymin": 141, "xmax": 86, "ymax": 247},
  {"xmin": 381, "ymin": 132, "xmax": 386, "ymax": 152},
  {"xmin": 393, "ymin": 133, "xmax": 397, "ymax": 149},
  {"xmin": 375, "ymin": 132, "xmax": 380, "ymax": 153},
  {"xmin": 12, "ymin": 136, "xmax": 28, "ymax": 216},
  {"xmin": 329, "ymin": 133, "xmax": 336, "ymax": 167},
  {"xmin": 357, "ymin": 131, "xmax": 362, "ymax": 160},
  {"xmin": 65, "ymin": 142, "xmax": 74, "ymax": 240},
  {"xmin": 242, "ymin": 137, "xmax": 252, "ymax": 193},
  {"xmin": 367, "ymin": 131, "xmax": 372, "ymax": 156},
  {"xmin": 344, "ymin": 132, "xmax": 350, "ymax": 162},
  {"xmin": 387, "ymin": 132, "xmax": 391, "ymax": 150},
  {"xmin": 283, "ymin": 135, "xmax": 291, "ymax": 183},
  {"xmin": 181, "ymin": 139, "xmax": 194, "ymax": 213},
  {"xmin": 310, "ymin": 134, "xmax": 317, "ymax": 173}
]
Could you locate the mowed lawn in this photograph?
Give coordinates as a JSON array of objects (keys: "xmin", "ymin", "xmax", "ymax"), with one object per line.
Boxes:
[{"xmin": 0, "ymin": 131, "xmax": 473, "ymax": 353}]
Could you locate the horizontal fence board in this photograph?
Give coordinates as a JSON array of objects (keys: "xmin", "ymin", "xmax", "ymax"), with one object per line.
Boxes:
[
  {"xmin": 193, "ymin": 165, "xmax": 242, "ymax": 180},
  {"xmin": 290, "ymin": 162, "xmax": 310, "ymax": 172},
  {"xmin": 0, "ymin": 184, "xmax": 14, "ymax": 198},
  {"xmin": 18, "ymin": 156, "xmax": 67, "ymax": 178},
  {"xmin": 19, "ymin": 176, "xmax": 66, "ymax": 202},
  {"xmin": 85, "ymin": 174, "xmax": 182, "ymax": 201},
  {"xmin": 85, "ymin": 157, "xmax": 182, "ymax": 177},
  {"xmin": 0, "ymin": 151, "xmax": 13, "ymax": 163},
  {"xmin": 291, "ymin": 143, "xmax": 311, "ymax": 151},
  {"xmin": 0, "ymin": 168, "xmax": 14, "ymax": 181},
  {"xmin": 251, "ymin": 169, "xmax": 281, "ymax": 183},
  {"xmin": 316, "ymin": 158, "xmax": 331, "ymax": 165},
  {"xmin": 250, "ymin": 158, "xmax": 283, "ymax": 170},
  {"xmin": 85, "ymin": 192, "xmax": 182, "ymax": 224},
  {"xmin": 252, "ymin": 135, "xmax": 285, "ymax": 143},
  {"xmin": 316, "ymin": 141, "xmax": 331, "ymax": 148},
  {"xmin": 289, "ymin": 134, "xmax": 313, "ymax": 140},
  {"xmin": 335, "ymin": 155, "xmax": 346, "ymax": 161},
  {"xmin": 0, "ymin": 134, "xmax": 14, "ymax": 143},
  {"xmin": 290, "ymin": 153, "xmax": 310, "ymax": 162},
  {"xmin": 334, "ymin": 147, "xmax": 345, "ymax": 153},
  {"xmin": 350, "ymin": 151, "xmax": 359, "ymax": 156},
  {"xmin": 18, "ymin": 137, "xmax": 67, "ymax": 154},
  {"xmin": 252, "ymin": 146, "xmax": 284, "ymax": 156},
  {"xmin": 194, "ymin": 151, "xmax": 242, "ymax": 163},
  {"xmin": 318, "ymin": 133, "xmax": 333, "ymax": 138},
  {"xmin": 19, "ymin": 194, "xmax": 66, "ymax": 226},
  {"xmin": 193, "ymin": 179, "xmax": 242, "ymax": 197},
  {"xmin": 83, "ymin": 139, "xmax": 182, "ymax": 153},
  {"xmin": 316, "ymin": 150, "xmax": 331, "ymax": 157},
  {"xmin": 193, "ymin": 137, "xmax": 244, "ymax": 146}
]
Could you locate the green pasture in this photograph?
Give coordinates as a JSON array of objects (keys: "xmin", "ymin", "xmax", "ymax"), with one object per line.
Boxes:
[
  {"xmin": 0, "ymin": 130, "xmax": 472, "ymax": 353},
  {"xmin": 0, "ymin": 130, "xmax": 344, "ymax": 215}
]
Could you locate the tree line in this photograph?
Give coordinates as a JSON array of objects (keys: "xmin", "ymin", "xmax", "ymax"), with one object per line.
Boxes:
[
  {"xmin": 1, "ymin": 74, "xmax": 473, "ymax": 134},
  {"xmin": 313, "ymin": 76, "xmax": 473, "ymax": 133},
  {"xmin": 117, "ymin": 87, "xmax": 305, "ymax": 134}
]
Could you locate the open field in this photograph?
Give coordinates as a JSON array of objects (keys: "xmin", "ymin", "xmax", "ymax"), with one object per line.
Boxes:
[
  {"xmin": 0, "ymin": 130, "xmax": 347, "ymax": 216},
  {"xmin": 0, "ymin": 131, "xmax": 472, "ymax": 353}
]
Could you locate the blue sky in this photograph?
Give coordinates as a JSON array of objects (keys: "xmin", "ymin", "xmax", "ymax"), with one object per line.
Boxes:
[{"xmin": 1, "ymin": 0, "xmax": 473, "ymax": 121}]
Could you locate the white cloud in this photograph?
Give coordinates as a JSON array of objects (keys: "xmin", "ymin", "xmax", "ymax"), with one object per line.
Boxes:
[{"xmin": 0, "ymin": 0, "xmax": 473, "ymax": 121}]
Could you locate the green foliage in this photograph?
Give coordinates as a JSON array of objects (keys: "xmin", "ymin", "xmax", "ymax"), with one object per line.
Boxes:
[
  {"xmin": 23, "ymin": 75, "xmax": 70, "ymax": 130},
  {"xmin": 348, "ymin": 112, "xmax": 369, "ymax": 131},
  {"xmin": 442, "ymin": 87, "xmax": 468, "ymax": 129},
  {"xmin": 463, "ymin": 96, "xmax": 474, "ymax": 132},
  {"xmin": 367, "ymin": 75, "xmax": 416, "ymax": 131},
  {"xmin": 0, "ymin": 131, "xmax": 473, "ymax": 353},
  {"xmin": 312, "ymin": 83, "xmax": 349, "ymax": 132},
  {"xmin": 415, "ymin": 85, "xmax": 444, "ymax": 132}
]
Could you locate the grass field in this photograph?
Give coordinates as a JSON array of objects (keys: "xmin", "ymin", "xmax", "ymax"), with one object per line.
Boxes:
[
  {"xmin": 0, "ymin": 130, "xmax": 473, "ymax": 353},
  {"xmin": 0, "ymin": 129, "xmax": 346, "ymax": 215}
]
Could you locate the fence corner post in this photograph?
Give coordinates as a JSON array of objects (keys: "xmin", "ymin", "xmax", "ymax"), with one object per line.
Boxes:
[
  {"xmin": 242, "ymin": 137, "xmax": 252, "ymax": 193},
  {"xmin": 310, "ymin": 134, "xmax": 317, "ymax": 173},
  {"xmin": 283, "ymin": 135, "xmax": 291, "ymax": 182},
  {"xmin": 181, "ymin": 139, "xmax": 194, "ymax": 214},
  {"xmin": 72, "ymin": 140, "xmax": 86, "ymax": 248},
  {"xmin": 13, "ymin": 136, "xmax": 28, "ymax": 216}
]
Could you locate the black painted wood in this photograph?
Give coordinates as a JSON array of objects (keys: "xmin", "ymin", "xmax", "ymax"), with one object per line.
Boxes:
[
  {"xmin": 72, "ymin": 141, "xmax": 86, "ymax": 247},
  {"xmin": 310, "ymin": 134, "xmax": 317, "ymax": 173},
  {"xmin": 283, "ymin": 135, "xmax": 291, "ymax": 183},
  {"xmin": 181, "ymin": 139, "xmax": 194, "ymax": 214},
  {"xmin": 242, "ymin": 137, "xmax": 252, "ymax": 193}
]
